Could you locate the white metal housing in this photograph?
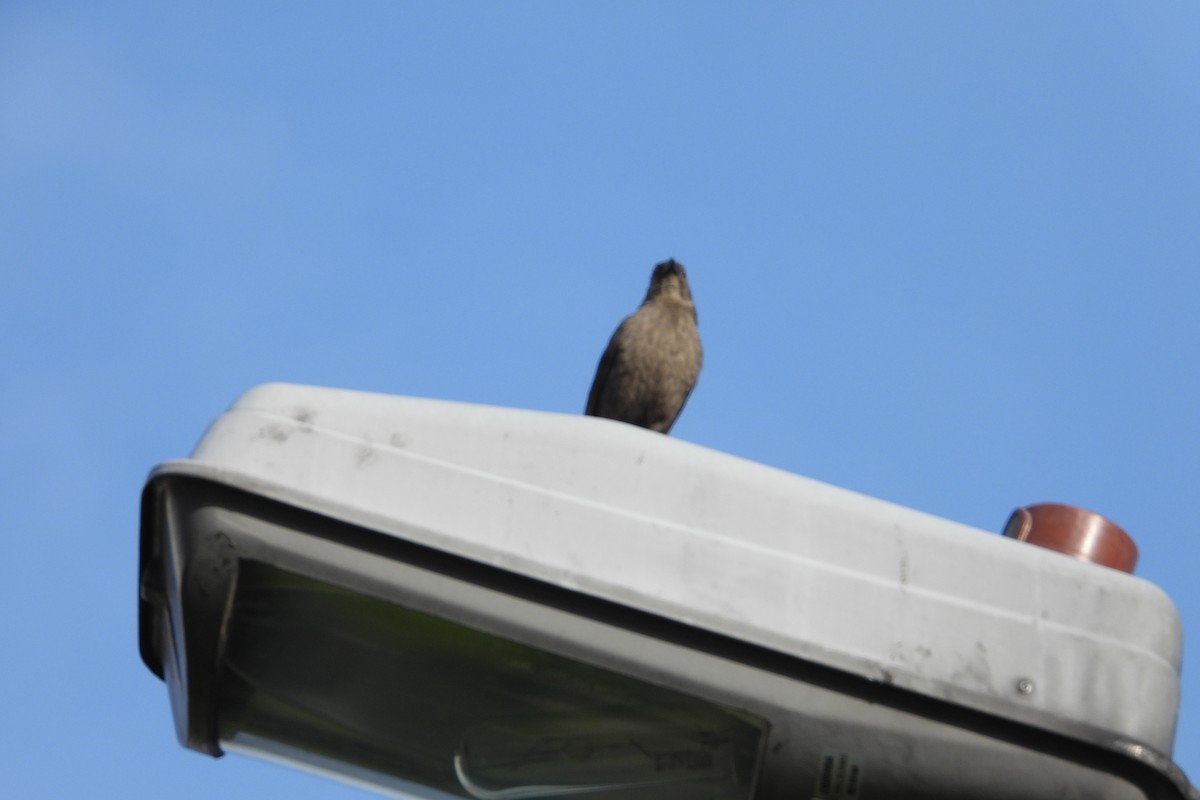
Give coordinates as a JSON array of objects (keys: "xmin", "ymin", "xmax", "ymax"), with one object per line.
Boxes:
[{"xmin": 169, "ymin": 382, "xmax": 1183, "ymax": 757}]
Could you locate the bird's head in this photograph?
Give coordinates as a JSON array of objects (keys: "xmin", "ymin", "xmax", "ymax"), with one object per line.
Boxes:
[{"xmin": 645, "ymin": 258, "xmax": 694, "ymax": 306}]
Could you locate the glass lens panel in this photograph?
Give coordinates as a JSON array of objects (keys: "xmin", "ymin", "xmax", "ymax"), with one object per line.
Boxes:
[{"xmin": 218, "ymin": 563, "xmax": 767, "ymax": 800}]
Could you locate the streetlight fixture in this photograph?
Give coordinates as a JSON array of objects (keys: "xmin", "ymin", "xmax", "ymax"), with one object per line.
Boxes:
[{"xmin": 139, "ymin": 383, "xmax": 1197, "ymax": 799}]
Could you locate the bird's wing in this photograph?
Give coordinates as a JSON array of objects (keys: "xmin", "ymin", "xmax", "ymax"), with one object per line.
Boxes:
[{"xmin": 585, "ymin": 328, "xmax": 623, "ymax": 416}]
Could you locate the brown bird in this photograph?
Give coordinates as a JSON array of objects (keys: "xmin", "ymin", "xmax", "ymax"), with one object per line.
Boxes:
[{"xmin": 585, "ymin": 259, "xmax": 702, "ymax": 433}]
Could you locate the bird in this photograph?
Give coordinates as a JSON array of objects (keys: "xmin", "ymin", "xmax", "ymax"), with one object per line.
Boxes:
[{"xmin": 585, "ymin": 259, "xmax": 702, "ymax": 434}]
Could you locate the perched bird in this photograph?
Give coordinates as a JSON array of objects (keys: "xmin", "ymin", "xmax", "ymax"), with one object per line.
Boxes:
[{"xmin": 585, "ymin": 259, "xmax": 702, "ymax": 434}]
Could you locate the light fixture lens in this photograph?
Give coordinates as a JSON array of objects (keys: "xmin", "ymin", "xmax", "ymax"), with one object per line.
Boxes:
[{"xmin": 217, "ymin": 563, "xmax": 768, "ymax": 800}]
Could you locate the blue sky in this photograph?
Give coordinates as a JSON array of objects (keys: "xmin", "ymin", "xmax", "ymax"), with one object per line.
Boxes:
[{"xmin": 1, "ymin": 2, "xmax": 1197, "ymax": 796}]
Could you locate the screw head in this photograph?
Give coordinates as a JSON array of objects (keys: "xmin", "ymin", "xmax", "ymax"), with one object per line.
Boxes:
[{"xmin": 1016, "ymin": 678, "xmax": 1035, "ymax": 696}]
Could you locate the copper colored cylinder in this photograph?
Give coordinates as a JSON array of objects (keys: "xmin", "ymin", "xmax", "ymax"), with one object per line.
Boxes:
[{"xmin": 1002, "ymin": 503, "xmax": 1138, "ymax": 573}]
